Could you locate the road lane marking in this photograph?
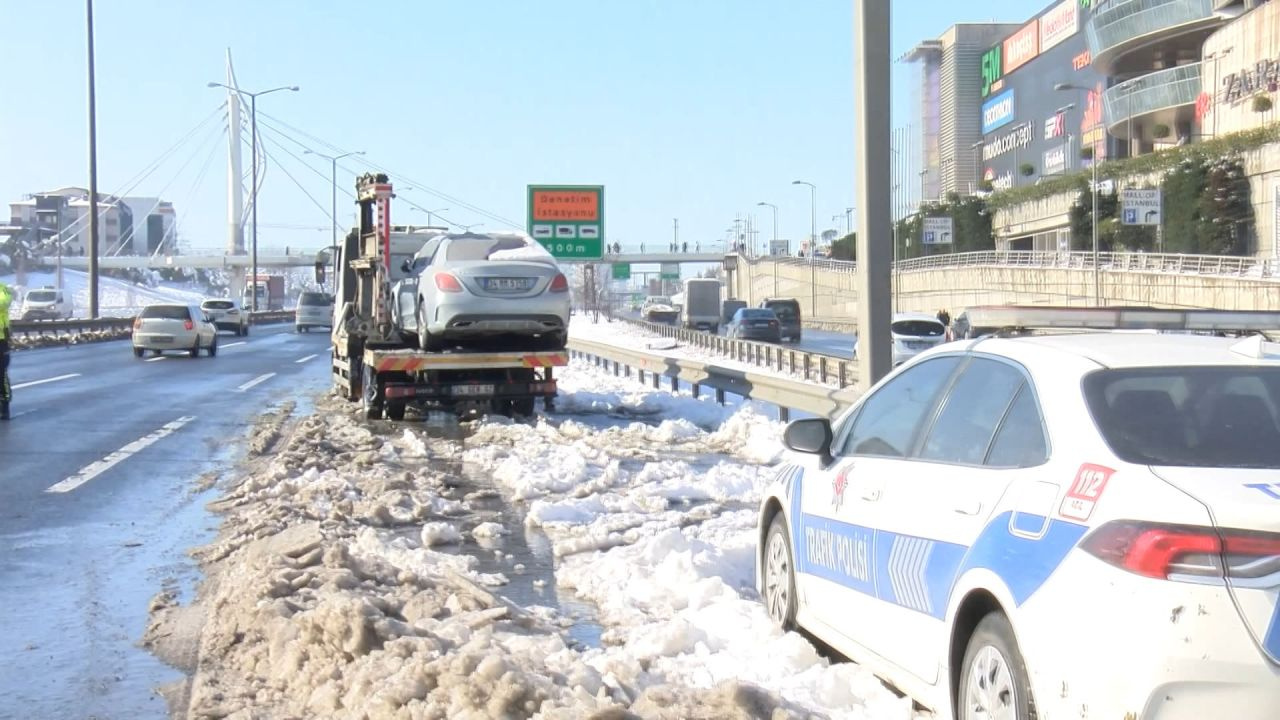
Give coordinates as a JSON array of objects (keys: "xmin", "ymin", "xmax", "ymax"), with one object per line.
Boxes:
[
  {"xmin": 46, "ymin": 416, "xmax": 196, "ymax": 494},
  {"xmin": 295, "ymin": 354, "xmax": 317, "ymax": 364},
  {"xmin": 146, "ymin": 356, "xmax": 167, "ymax": 363},
  {"xmin": 12, "ymin": 373, "xmax": 80, "ymax": 390},
  {"xmin": 236, "ymin": 372, "xmax": 276, "ymax": 392},
  {"xmin": 222, "ymin": 341, "xmax": 246, "ymax": 348}
]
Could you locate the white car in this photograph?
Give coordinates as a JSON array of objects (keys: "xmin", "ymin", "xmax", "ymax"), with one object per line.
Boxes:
[
  {"xmin": 132, "ymin": 303, "xmax": 219, "ymax": 358},
  {"xmin": 295, "ymin": 291, "xmax": 333, "ymax": 333},
  {"xmin": 853, "ymin": 312, "xmax": 948, "ymax": 366},
  {"xmin": 22, "ymin": 287, "xmax": 73, "ymax": 320},
  {"xmin": 201, "ymin": 298, "xmax": 249, "ymax": 336},
  {"xmin": 756, "ymin": 333, "xmax": 1280, "ymax": 720},
  {"xmin": 394, "ymin": 232, "xmax": 570, "ymax": 351}
]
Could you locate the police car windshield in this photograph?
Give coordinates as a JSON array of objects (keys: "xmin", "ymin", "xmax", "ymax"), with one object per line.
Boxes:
[{"xmin": 1084, "ymin": 366, "xmax": 1280, "ymax": 468}]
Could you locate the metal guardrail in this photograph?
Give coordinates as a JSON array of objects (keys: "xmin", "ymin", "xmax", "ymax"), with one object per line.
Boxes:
[
  {"xmin": 741, "ymin": 251, "xmax": 1280, "ymax": 279},
  {"xmin": 567, "ymin": 337, "xmax": 862, "ymax": 420},
  {"xmin": 10, "ymin": 310, "xmax": 296, "ymax": 342},
  {"xmin": 613, "ymin": 317, "xmax": 857, "ymax": 388}
]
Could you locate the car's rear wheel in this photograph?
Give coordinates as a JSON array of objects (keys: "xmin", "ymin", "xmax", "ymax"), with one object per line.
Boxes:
[
  {"xmin": 763, "ymin": 514, "xmax": 797, "ymax": 630},
  {"xmin": 959, "ymin": 613, "xmax": 1035, "ymax": 720},
  {"xmin": 207, "ymin": 336, "xmax": 218, "ymax": 357},
  {"xmin": 133, "ymin": 347, "xmax": 144, "ymax": 358},
  {"xmin": 151, "ymin": 349, "xmax": 161, "ymax": 357},
  {"xmin": 188, "ymin": 339, "xmax": 200, "ymax": 358},
  {"xmin": 417, "ymin": 302, "xmax": 446, "ymax": 351}
]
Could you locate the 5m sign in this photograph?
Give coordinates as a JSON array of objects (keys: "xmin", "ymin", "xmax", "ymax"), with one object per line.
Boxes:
[{"xmin": 527, "ymin": 185, "xmax": 605, "ymax": 260}]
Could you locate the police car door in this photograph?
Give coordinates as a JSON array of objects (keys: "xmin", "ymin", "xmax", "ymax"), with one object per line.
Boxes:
[
  {"xmin": 801, "ymin": 356, "xmax": 964, "ymax": 653},
  {"xmin": 864, "ymin": 356, "xmax": 1048, "ymax": 685}
]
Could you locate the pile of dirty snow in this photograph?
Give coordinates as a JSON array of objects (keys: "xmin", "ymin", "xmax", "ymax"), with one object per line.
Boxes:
[{"xmin": 159, "ymin": 359, "xmax": 923, "ymax": 719}]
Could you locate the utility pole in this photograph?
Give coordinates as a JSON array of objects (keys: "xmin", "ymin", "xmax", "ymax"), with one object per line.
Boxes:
[
  {"xmin": 207, "ymin": 81, "xmax": 298, "ymax": 310},
  {"xmin": 673, "ymin": 218, "xmax": 678, "ymax": 252},
  {"xmin": 845, "ymin": 207, "xmax": 854, "ymax": 236},
  {"xmin": 305, "ymin": 149, "xmax": 364, "ymax": 291},
  {"xmin": 85, "ymin": 0, "xmax": 100, "ymax": 318},
  {"xmin": 855, "ymin": 0, "xmax": 892, "ymax": 383}
]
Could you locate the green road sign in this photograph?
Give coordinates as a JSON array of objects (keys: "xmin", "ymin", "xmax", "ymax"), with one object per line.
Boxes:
[
  {"xmin": 660, "ymin": 263, "xmax": 679, "ymax": 280},
  {"xmin": 527, "ymin": 185, "xmax": 605, "ymax": 260},
  {"xmin": 611, "ymin": 263, "xmax": 630, "ymax": 280}
]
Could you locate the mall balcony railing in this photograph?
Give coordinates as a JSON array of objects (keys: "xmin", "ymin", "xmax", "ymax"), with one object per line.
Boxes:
[
  {"xmin": 1086, "ymin": 0, "xmax": 1219, "ymax": 73},
  {"xmin": 741, "ymin": 250, "xmax": 1280, "ymax": 279},
  {"xmin": 1102, "ymin": 62, "xmax": 1203, "ymax": 135}
]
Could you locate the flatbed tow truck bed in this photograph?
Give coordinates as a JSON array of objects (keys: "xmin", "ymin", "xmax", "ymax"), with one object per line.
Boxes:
[{"xmin": 346, "ymin": 347, "xmax": 569, "ymax": 420}]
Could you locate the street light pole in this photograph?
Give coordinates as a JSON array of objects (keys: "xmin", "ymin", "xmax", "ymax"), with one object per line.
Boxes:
[
  {"xmin": 792, "ymin": 180, "xmax": 817, "ymax": 316},
  {"xmin": 207, "ymin": 81, "xmax": 299, "ymax": 310},
  {"xmin": 1056, "ymin": 83, "xmax": 1102, "ymax": 305},
  {"xmin": 86, "ymin": 0, "xmax": 100, "ymax": 318},
  {"xmin": 305, "ymin": 149, "xmax": 364, "ymax": 291}
]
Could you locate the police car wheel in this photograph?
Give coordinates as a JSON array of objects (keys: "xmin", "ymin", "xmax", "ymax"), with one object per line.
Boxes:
[
  {"xmin": 959, "ymin": 613, "xmax": 1034, "ymax": 720},
  {"xmin": 763, "ymin": 515, "xmax": 797, "ymax": 630}
]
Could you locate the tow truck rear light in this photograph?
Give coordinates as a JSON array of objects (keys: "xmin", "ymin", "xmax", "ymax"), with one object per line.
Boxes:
[
  {"xmin": 184, "ymin": 319, "xmax": 194, "ymax": 331},
  {"xmin": 1081, "ymin": 520, "xmax": 1280, "ymax": 581},
  {"xmin": 549, "ymin": 273, "xmax": 569, "ymax": 293},
  {"xmin": 435, "ymin": 273, "xmax": 464, "ymax": 293}
]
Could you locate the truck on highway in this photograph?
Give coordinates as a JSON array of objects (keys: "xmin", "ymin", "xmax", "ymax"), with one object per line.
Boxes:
[
  {"xmin": 330, "ymin": 173, "xmax": 565, "ymax": 420},
  {"xmin": 242, "ymin": 275, "xmax": 285, "ymax": 311},
  {"xmin": 681, "ymin": 278, "xmax": 721, "ymax": 333}
]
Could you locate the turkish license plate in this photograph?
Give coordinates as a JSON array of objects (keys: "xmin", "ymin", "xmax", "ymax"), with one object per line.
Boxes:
[
  {"xmin": 752, "ymin": 321, "xmax": 772, "ymax": 327},
  {"xmin": 452, "ymin": 384, "xmax": 495, "ymax": 397},
  {"xmin": 906, "ymin": 340, "xmax": 930, "ymax": 349},
  {"xmin": 482, "ymin": 277, "xmax": 534, "ymax": 292}
]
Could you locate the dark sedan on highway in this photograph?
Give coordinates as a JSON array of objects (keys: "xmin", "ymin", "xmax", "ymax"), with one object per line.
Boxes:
[{"xmin": 726, "ymin": 308, "xmax": 781, "ymax": 342}]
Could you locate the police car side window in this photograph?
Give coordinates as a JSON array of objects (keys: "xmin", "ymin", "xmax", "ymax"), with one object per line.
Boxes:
[
  {"xmin": 985, "ymin": 384, "xmax": 1049, "ymax": 467},
  {"xmin": 919, "ymin": 358, "xmax": 1025, "ymax": 465},
  {"xmin": 840, "ymin": 356, "xmax": 962, "ymax": 458}
]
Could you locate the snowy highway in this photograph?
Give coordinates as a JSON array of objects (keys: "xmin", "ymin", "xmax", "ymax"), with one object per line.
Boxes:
[
  {"xmin": 0, "ymin": 326, "xmax": 921, "ymax": 719},
  {"xmin": 0, "ymin": 325, "xmax": 333, "ymax": 717}
]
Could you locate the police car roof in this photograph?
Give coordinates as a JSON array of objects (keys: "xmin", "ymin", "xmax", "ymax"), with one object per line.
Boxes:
[{"xmin": 973, "ymin": 332, "xmax": 1280, "ymax": 369}]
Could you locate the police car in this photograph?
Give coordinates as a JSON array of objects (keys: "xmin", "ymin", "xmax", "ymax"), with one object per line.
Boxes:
[{"xmin": 756, "ymin": 307, "xmax": 1280, "ymax": 720}]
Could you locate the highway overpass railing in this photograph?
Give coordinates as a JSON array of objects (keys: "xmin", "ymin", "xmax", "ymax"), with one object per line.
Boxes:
[{"xmin": 742, "ymin": 250, "xmax": 1280, "ymax": 279}]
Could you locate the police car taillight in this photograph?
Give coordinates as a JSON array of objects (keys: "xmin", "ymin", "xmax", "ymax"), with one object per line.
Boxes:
[{"xmin": 1082, "ymin": 520, "xmax": 1280, "ymax": 581}]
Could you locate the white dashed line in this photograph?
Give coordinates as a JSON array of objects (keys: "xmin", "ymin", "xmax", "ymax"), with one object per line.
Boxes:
[
  {"xmin": 221, "ymin": 341, "xmax": 246, "ymax": 348},
  {"xmin": 12, "ymin": 373, "xmax": 81, "ymax": 390},
  {"xmin": 236, "ymin": 372, "xmax": 276, "ymax": 392},
  {"xmin": 46, "ymin": 416, "xmax": 196, "ymax": 494},
  {"xmin": 145, "ymin": 356, "xmax": 167, "ymax": 363},
  {"xmin": 295, "ymin": 354, "xmax": 318, "ymax": 364}
]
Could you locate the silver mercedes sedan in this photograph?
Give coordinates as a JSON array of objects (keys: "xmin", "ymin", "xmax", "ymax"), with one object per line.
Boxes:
[{"xmin": 394, "ymin": 232, "xmax": 571, "ymax": 351}]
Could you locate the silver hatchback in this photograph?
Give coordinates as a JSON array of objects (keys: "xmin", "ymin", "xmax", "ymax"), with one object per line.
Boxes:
[{"xmin": 295, "ymin": 291, "xmax": 333, "ymax": 333}]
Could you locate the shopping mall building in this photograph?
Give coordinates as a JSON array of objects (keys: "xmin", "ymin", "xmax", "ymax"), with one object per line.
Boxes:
[{"xmin": 919, "ymin": 0, "xmax": 1279, "ymax": 257}]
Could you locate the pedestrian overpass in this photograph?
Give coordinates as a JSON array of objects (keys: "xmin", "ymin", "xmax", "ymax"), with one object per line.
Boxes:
[{"xmin": 47, "ymin": 249, "xmax": 729, "ymax": 270}]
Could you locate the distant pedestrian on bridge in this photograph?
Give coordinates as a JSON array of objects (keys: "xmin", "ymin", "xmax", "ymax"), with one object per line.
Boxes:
[
  {"xmin": 682, "ymin": 242, "xmax": 688, "ymax": 253},
  {"xmin": 0, "ymin": 280, "xmax": 11, "ymax": 419}
]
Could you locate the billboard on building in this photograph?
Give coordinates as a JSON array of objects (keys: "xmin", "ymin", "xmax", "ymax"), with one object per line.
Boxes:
[
  {"xmin": 978, "ymin": 0, "xmax": 1107, "ymax": 191},
  {"xmin": 1003, "ymin": 21, "xmax": 1040, "ymax": 74},
  {"xmin": 1039, "ymin": 0, "xmax": 1078, "ymax": 52}
]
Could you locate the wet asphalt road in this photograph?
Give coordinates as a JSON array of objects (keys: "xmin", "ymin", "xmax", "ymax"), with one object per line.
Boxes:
[{"xmin": 0, "ymin": 324, "xmax": 331, "ymax": 720}]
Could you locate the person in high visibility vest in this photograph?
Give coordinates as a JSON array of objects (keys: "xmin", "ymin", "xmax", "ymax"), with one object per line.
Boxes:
[{"xmin": 0, "ymin": 280, "xmax": 11, "ymax": 419}]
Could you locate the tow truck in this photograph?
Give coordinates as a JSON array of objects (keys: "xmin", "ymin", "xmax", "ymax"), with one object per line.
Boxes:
[{"xmin": 331, "ymin": 173, "xmax": 566, "ymax": 420}]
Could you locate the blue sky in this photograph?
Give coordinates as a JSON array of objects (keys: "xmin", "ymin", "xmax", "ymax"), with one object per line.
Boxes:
[{"xmin": 0, "ymin": 1, "xmax": 1045, "ymax": 254}]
